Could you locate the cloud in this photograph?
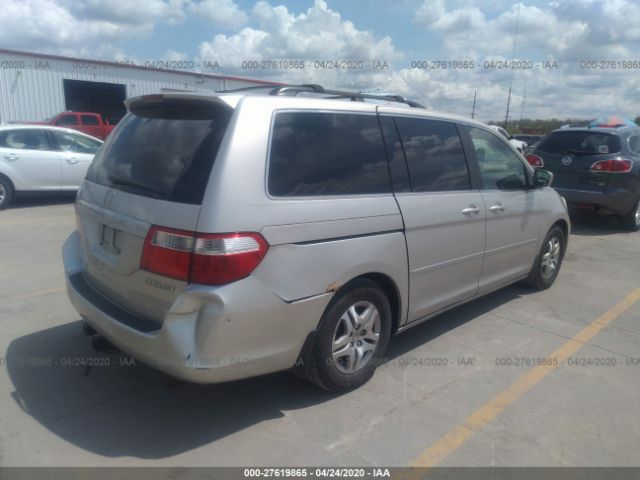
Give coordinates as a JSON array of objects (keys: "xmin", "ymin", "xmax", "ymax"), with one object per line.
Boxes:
[
  {"xmin": 0, "ymin": 0, "xmax": 139, "ymax": 52},
  {"xmin": 198, "ymin": 0, "xmax": 401, "ymax": 85},
  {"xmin": 405, "ymin": 0, "xmax": 640, "ymax": 119},
  {"xmin": 0, "ymin": 0, "xmax": 190, "ymax": 55},
  {"xmin": 414, "ymin": 0, "xmax": 639, "ymax": 61},
  {"xmin": 189, "ymin": 0, "xmax": 248, "ymax": 30},
  {"xmin": 0, "ymin": 0, "xmax": 638, "ymax": 120},
  {"xmin": 63, "ymin": 0, "xmax": 189, "ymax": 26}
]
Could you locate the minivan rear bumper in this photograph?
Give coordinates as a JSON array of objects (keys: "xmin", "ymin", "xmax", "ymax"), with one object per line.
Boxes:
[{"xmin": 63, "ymin": 231, "xmax": 331, "ymax": 383}]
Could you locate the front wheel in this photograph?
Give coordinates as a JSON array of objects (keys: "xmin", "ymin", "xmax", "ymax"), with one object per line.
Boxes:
[
  {"xmin": 525, "ymin": 226, "xmax": 566, "ymax": 290},
  {"xmin": 619, "ymin": 198, "xmax": 640, "ymax": 232},
  {"xmin": 308, "ymin": 279, "xmax": 392, "ymax": 392}
]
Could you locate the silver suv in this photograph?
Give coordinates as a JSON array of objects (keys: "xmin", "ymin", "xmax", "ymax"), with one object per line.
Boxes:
[{"xmin": 62, "ymin": 85, "xmax": 570, "ymax": 392}]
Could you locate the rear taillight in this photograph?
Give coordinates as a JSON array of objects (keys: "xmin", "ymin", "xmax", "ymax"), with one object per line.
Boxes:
[
  {"xmin": 141, "ymin": 227, "xmax": 193, "ymax": 281},
  {"xmin": 525, "ymin": 153, "xmax": 544, "ymax": 167},
  {"xmin": 590, "ymin": 159, "xmax": 633, "ymax": 173},
  {"xmin": 141, "ymin": 227, "xmax": 268, "ymax": 285},
  {"xmin": 191, "ymin": 233, "xmax": 268, "ymax": 285}
]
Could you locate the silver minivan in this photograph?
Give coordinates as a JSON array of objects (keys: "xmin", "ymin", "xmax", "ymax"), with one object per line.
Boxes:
[{"xmin": 62, "ymin": 85, "xmax": 570, "ymax": 392}]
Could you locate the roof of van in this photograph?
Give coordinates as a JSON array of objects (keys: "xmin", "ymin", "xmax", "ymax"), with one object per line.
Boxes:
[{"xmin": 125, "ymin": 91, "xmax": 492, "ymax": 131}]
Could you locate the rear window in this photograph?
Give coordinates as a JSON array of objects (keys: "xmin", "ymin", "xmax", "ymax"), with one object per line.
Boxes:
[
  {"xmin": 81, "ymin": 115, "xmax": 100, "ymax": 125},
  {"xmin": 268, "ymin": 112, "xmax": 391, "ymax": 197},
  {"xmin": 537, "ymin": 131, "xmax": 622, "ymax": 155},
  {"xmin": 0, "ymin": 129, "xmax": 51, "ymax": 150},
  {"xmin": 86, "ymin": 100, "xmax": 232, "ymax": 204},
  {"xmin": 56, "ymin": 115, "xmax": 78, "ymax": 126}
]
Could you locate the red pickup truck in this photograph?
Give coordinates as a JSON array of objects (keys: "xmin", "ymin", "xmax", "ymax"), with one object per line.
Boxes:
[{"xmin": 38, "ymin": 112, "xmax": 117, "ymax": 140}]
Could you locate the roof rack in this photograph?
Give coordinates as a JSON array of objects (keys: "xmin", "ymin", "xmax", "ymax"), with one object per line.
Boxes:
[{"xmin": 217, "ymin": 83, "xmax": 425, "ymax": 108}]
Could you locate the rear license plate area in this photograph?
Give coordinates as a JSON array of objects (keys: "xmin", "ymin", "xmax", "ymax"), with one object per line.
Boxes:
[{"xmin": 99, "ymin": 224, "xmax": 122, "ymax": 255}]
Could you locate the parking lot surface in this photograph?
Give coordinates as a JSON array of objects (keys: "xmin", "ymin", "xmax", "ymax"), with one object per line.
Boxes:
[{"xmin": 1, "ymin": 197, "xmax": 639, "ymax": 467}]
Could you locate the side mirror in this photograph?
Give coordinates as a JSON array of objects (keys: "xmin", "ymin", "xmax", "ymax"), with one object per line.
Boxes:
[{"xmin": 533, "ymin": 168, "xmax": 553, "ymax": 188}]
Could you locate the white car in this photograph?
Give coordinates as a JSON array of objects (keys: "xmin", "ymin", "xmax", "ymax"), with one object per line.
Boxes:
[
  {"xmin": 0, "ymin": 125, "xmax": 102, "ymax": 209},
  {"xmin": 489, "ymin": 125, "xmax": 527, "ymax": 153}
]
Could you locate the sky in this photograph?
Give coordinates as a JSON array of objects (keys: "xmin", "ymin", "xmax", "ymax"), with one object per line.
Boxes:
[{"xmin": 1, "ymin": 0, "xmax": 639, "ymax": 121}]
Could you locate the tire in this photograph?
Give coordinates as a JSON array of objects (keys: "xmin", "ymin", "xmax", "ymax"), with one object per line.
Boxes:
[
  {"xmin": 308, "ymin": 279, "xmax": 392, "ymax": 392},
  {"xmin": 0, "ymin": 176, "xmax": 14, "ymax": 210},
  {"xmin": 525, "ymin": 226, "xmax": 566, "ymax": 290},
  {"xmin": 619, "ymin": 198, "xmax": 640, "ymax": 232}
]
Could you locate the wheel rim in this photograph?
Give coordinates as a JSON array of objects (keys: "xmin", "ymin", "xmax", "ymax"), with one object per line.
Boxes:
[
  {"xmin": 332, "ymin": 301, "xmax": 380, "ymax": 374},
  {"xmin": 0, "ymin": 183, "xmax": 5, "ymax": 204},
  {"xmin": 635, "ymin": 205, "xmax": 640, "ymax": 227},
  {"xmin": 541, "ymin": 236, "xmax": 561, "ymax": 279}
]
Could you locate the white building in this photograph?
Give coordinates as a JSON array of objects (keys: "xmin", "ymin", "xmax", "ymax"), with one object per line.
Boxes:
[{"xmin": 0, "ymin": 49, "xmax": 279, "ymax": 124}]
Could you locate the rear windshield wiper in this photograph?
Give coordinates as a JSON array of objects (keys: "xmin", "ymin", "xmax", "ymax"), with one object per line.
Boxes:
[{"xmin": 107, "ymin": 176, "xmax": 163, "ymax": 198}]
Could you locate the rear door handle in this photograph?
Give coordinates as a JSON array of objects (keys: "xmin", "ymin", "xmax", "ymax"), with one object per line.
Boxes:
[
  {"xmin": 461, "ymin": 204, "xmax": 480, "ymax": 215},
  {"xmin": 4, "ymin": 154, "xmax": 18, "ymax": 162},
  {"xmin": 65, "ymin": 157, "xmax": 79, "ymax": 164},
  {"xmin": 489, "ymin": 203, "xmax": 505, "ymax": 213}
]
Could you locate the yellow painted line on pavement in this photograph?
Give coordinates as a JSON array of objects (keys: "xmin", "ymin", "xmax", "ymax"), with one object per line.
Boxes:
[{"xmin": 408, "ymin": 287, "xmax": 640, "ymax": 470}]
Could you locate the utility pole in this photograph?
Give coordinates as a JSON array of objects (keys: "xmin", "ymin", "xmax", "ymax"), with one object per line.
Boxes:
[
  {"xmin": 471, "ymin": 90, "xmax": 477, "ymax": 119},
  {"xmin": 505, "ymin": 3, "xmax": 520, "ymax": 128},
  {"xmin": 519, "ymin": 83, "xmax": 526, "ymax": 126},
  {"xmin": 504, "ymin": 85, "xmax": 512, "ymax": 126}
]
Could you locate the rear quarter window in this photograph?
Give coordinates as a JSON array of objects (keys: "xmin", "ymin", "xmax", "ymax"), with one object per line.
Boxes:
[
  {"xmin": 268, "ymin": 112, "xmax": 391, "ymax": 197},
  {"xmin": 538, "ymin": 131, "xmax": 622, "ymax": 155},
  {"xmin": 629, "ymin": 135, "xmax": 640, "ymax": 155}
]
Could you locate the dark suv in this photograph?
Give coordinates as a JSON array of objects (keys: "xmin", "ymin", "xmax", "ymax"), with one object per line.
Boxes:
[{"xmin": 526, "ymin": 126, "xmax": 640, "ymax": 231}]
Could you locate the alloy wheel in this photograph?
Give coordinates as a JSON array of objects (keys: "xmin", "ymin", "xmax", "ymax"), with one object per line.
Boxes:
[
  {"xmin": 331, "ymin": 301, "xmax": 381, "ymax": 374},
  {"xmin": 541, "ymin": 236, "xmax": 561, "ymax": 279}
]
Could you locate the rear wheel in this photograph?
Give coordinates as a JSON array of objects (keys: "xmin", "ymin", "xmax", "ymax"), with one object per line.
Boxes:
[
  {"xmin": 308, "ymin": 279, "xmax": 391, "ymax": 392},
  {"xmin": 525, "ymin": 226, "xmax": 565, "ymax": 290},
  {"xmin": 0, "ymin": 177, "xmax": 14, "ymax": 210},
  {"xmin": 619, "ymin": 198, "xmax": 640, "ymax": 232}
]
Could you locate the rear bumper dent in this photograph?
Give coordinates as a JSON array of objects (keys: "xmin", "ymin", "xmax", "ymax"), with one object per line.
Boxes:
[{"xmin": 63, "ymin": 231, "xmax": 331, "ymax": 383}]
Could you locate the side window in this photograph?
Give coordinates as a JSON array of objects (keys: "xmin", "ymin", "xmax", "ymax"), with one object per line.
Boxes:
[
  {"xmin": 629, "ymin": 135, "xmax": 640, "ymax": 155},
  {"xmin": 2, "ymin": 130, "xmax": 51, "ymax": 151},
  {"xmin": 268, "ymin": 112, "xmax": 391, "ymax": 197},
  {"xmin": 394, "ymin": 117, "xmax": 470, "ymax": 192},
  {"xmin": 468, "ymin": 127, "xmax": 527, "ymax": 190},
  {"xmin": 81, "ymin": 115, "xmax": 100, "ymax": 125},
  {"xmin": 55, "ymin": 114, "xmax": 78, "ymax": 126},
  {"xmin": 53, "ymin": 131, "xmax": 101, "ymax": 154}
]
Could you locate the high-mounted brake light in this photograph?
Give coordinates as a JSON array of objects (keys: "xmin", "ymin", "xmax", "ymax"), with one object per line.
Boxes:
[
  {"xmin": 141, "ymin": 227, "xmax": 268, "ymax": 285},
  {"xmin": 525, "ymin": 153, "xmax": 544, "ymax": 167},
  {"xmin": 590, "ymin": 159, "xmax": 633, "ymax": 173},
  {"xmin": 142, "ymin": 94, "xmax": 164, "ymax": 103}
]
